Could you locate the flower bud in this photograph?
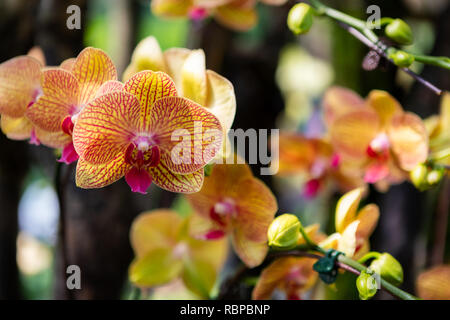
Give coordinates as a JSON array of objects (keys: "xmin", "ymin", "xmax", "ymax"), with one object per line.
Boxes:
[
  {"xmin": 369, "ymin": 252, "xmax": 403, "ymax": 286},
  {"xmin": 426, "ymin": 167, "xmax": 444, "ymax": 186},
  {"xmin": 287, "ymin": 3, "xmax": 314, "ymax": 35},
  {"xmin": 389, "ymin": 50, "xmax": 415, "ymax": 68},
  {"xmin": 267, "ymin": 214, "xmax": 301, "ymax": 248},
  {"xmin": 356, "ymin": 270, "xmax": 378, "ymax": 300},
  {"xmin": 385, "ymin": 19, "xmax": 413, "ymax": 45},
  {"xmin": 410, "ymin": 163, "xmax": 428, "ymax": 191}
]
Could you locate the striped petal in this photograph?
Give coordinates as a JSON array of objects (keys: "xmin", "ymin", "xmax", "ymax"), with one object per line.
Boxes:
[
  {"xmin": 149, "ymin": 96, "xmax": 222, "ymax": 174},
  {"xmin": 36, "ymin": 128, "xmax": 72, "ymax": 149},
  {"xmin": 151, "ymin": 0, "xmax": 193, "ymax": 17},
  {"xmin": 205, "ymin": 70, "xmax": 236, "ymax": 132},
  {"xmin": 214, "ymin": 0, "xmax": 258, "ymax": 31},
  {"xmin": 330, "ymin": 110, "xmax": 380, "ymax": 159},
  {"xmin": 0, "ymin": 56, "xmax": 42, "ymax": 117},
  {"xmin": 124, "ymin": 71, "xmax": 178, "ymax": 128},
  {"xmin": 181, "ymin": 50, "xmax": 207, "ymax": 106},
  {"xmin": 75, "ymin": 156, "xmax": 131, "ymax": 189},
  {"xmin": 323, "ymin": 86, "xmax": 365, "ymax": 126},
  {"xmin": 71, "ymin": 47, "xmax": 117, "ymax": 104},
  {"xmin": 388, "ymin": 112, "xmax": 428, "ymax": 171},
  {"xmin": 367, "ymin": 90, "xmax": 402, "ymax": 128},
  {"xmin": 231, "ymin": 228, "xmax": 268, "ymax": 267},
  {"xmin": 95, "ymin": 80, "xmax": 124, "ymax": 98},
  {"xmin": 73, "ymin": 92, "xmax": 141, "ymax": 164},
  {"xmin": 149, "ymin": 163, "xmax": 204, "ymax": 193},
  {"xmin": 26, "ymin": 68, "xmax": 79, "ymax": 132},
  {"xmin": 60, "ymin": 58, "xmax": 76, "ymax": 71}
]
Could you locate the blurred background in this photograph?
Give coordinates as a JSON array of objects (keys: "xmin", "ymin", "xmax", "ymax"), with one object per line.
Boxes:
[{"xmin": 0, "ymin": 0, "xmax": 449, "ymax": 299}]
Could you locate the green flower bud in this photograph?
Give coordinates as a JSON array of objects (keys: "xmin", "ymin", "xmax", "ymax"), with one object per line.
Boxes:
[
  {"xmin": 356, "ymin": 270, "xmax": 378, "ymax": 300},
  {"xmin": 287, "ymin": 3, "xmax": 314, "ymax": 35},
  {"xmin": 410, "ymin": 163, "xmax": 428, "ymax": 191},
  {"xmin": 389, "ymin": 50, "xmax": 415, "ymax": 68},
  {"xmin": 267, "ymin": 214, "xmax": 301, "ymax": 248},
  {"xmin": 385, "ymin": 19, "xmax": 413, "ymax": 45},
  {"xmin": 369, "ymin": 253, "xmax": 404, "ymax": 286},
  {"xmin": 426, "ymin": 167, "xmax": 444, "ymax": 186}
]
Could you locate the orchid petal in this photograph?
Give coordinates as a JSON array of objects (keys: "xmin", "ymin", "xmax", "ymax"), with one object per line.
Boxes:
[
  {"xmin": 182, "ymin": 258, "xmax": 217, "ymax": 298},
  {"xmin": 335, "ymin": 187, "xmax": 364, "ymax": 233},
  {"xmin": 337, "ymin": 220, "xmax": 359, "ymax": 257},
  {"xmin": 417, "ymin": 265, "xmax": 450, "ymax": 300},
  {"xmin": 0, "ymin": 56, "xmax": 42, "ymax": 117},
  {"xmin": 75, "ymin": 156, "xmax": 131, "ymax": 189},
  {"xmin": 35, "ymin": 128, "xmax": 72, "ymax": 149},
  {"xmin": 151, "ymin": 0, "xmax": 193, "ymax": 17},
  {"xmin": 123, "ymin": 71, "xmax": 178, "ymax": 127},
  {"xmin": 148, "ymin": 96, "xmax": 222, "ymax": 174},
  {"xmin": 367, "ymin": 90, "xmax": 402, "ymax": 128},
  {"xmin": 330, "ymin": 110, "xmax": 380, "ymax": 159},
  {"xmin": 355, "ymin": 204, "xmax": 379, "ymax": 240},
  {"xmin": 0, "ymin": 115, "xmax": 33, "ymax": 140},
  {"xmin": 26, "ymin": 68, "xmax": 79, "ymax": 132},
  {"xmin": 58, "ymin": 142, "xmax": 79, "ymax": 164},
  {"xmin": 27, "ymin": 47, "xmax": 46, "ymax": 66},
  {"xmin": 95, "ymin": 80, "xmax": 124, "ymax": 98},
  {"xmin": 388, "ymin": 112, "xmax": 428, "ymax": 171},
  {"xmin": 214, "ymin": 1, "xmax": 258, "ymax": 31},
  {"xmin": 181, "ymin": 50, "xmax": 207, "ymax": 105},
  {"xmin": 71, "ymin": 47, "xmax": 117, "ymax": 104},
  {"xmin": 73, "ymin": 92, "xmax": 140, "ymax": 164},
  {"xmin": 188, "ymin": 233, "xmax": 228, "ymax": 272},
  {"xmin": 323, "ymin": 86, "xmax": 365, "ymax": 126},
  {"xmin": 125, "ymin": 167, "xmax": 153, "ymax": 194},
  {"xmin": 60, "ymin": 58, "xmax": 76, "ymax": 71},
  {"xmin": 131, "ymin": 36, "xmax": 167, "ymax": 74},
  {"xmin": 364, "ymin": 161, "xmax": 390, "ymax": 183},
  {"xmin": 163, "ymin": 48, "xmax": 191, "ymax": 89},
  {"xmin": 231, "ymin": 228, "xmax": 268, "ymax": 267},
  {"xmin": 149, "ymin": 163, "xmax": 204, "ymax": 193}
]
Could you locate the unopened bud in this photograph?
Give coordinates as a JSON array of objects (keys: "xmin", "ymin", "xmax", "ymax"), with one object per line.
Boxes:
[
  {"xmin": 267, "ymin": 214, "xmax": 301, "ymax": 248},
  {"xmin": 389, "ymin": 50, "xmax": 415, "ymax": 68},
  {"xmin": 426, "ymin": 167, "xmax": 444, "ymax": 186},
  {"xmin": 410, "ymin": 163, "xmax": 428, "ymax": 191},
  {"xmin": 356, "ymin": 270, "xmax": 378, "ymax": 300},
  {"xmin": 385, "ymin": 19, "xmax": 413, "ymax": 45},
  {"xmin": 287, "ymin": 3, "xmax": 314, "ymax": 35},
  {"xmin": 369, "ymin": 252, "xmax": 403, "ymax": 286}
]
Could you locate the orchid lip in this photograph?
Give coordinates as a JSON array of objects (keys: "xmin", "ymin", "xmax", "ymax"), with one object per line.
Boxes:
[
  {"xmin": 209, "ymin": 198, "xmax": 237, "ymax": 228},
  {"xmin": 124, "ymin": 142, "xmax": 160, "ymax": 169}
]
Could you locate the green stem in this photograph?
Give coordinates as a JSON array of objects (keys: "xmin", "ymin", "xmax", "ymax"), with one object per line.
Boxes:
[
  {"xmin": 413, "ymin": 55, "xmax": 450, "ymax": 70},
  {"xmin": 358, "ymin": 251, "xmax": 381, "ymax": 264},
  {"xmin": 338, "ymin": 255, "xmax": 419, "ymax": 300}
]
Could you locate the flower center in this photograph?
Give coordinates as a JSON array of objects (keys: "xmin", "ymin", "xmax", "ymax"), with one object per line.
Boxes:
[
  {"xmin": 367, "ymin": 133, "xmax": 390, "ymax": 159},
  {"xmin": 27, "ymin": 87, "xmax": 43, "ymax": 108},
  {"xmin": 172, "ymin": 242, "xmax": 189, "ymax": 259},
  {"xmin": 209, "ymin": 198, "xmax": 236, "ymax": 228},
  {"xmin": 124, "ymin": 138, "xmax": 160, "ymax": 170}
]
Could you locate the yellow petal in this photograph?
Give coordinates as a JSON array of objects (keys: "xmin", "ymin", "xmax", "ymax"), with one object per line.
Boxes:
[
  {"xmin": 367, "ymin": 90, "xmax": 403, "ymax": 128},
  {"xmin": 205, "ymin": 70, "xmax": 236, "ymax": 132},
  {"xmin": 335, "ymin": 187, "xmax": 364, "ymax": 233},
  {"xmin": 231, "ymin": 229, "xmax": 268, "ymax": 268},
  {"xmin": 417, "ymin": 265, "xmax": 450, "ymax": 300},
  {"xmin": 181, "ymin": 258, "xmax": 217, "ymax": 298},
  {"xmin": 323, "ymin": 86, "xmax": 365, "ymax": 126},
  {"xmin": 388, "ymin": 112, "xmax": 428, "ymax": 171},
  {"xmin": 337, "ymin": 220, "xmax": 359, "ymax": 257},
  {"xmin": 188, "ymin": 230, "xmax": 229, "ymax": 271},
  {"xmin": 355, "ymin": 204, "xmax": 379, "ymax": 240},
  {"xmin": 163, "ymin": 48, "xmax": 191, "ymax": 90},
  {"xmin": 130, "ymin": 210, "xmax": 183, "ymax": 258},
  {"xmin": 151, "ymin": 0, "xmax": 193, "ymax": 17},
  {"xmin": 181, "ymin": 50, "xmax": 207, "ymax": 105},
  {"xmin": 75, "ymin": 156, "xmax": 131, "ymax": 189},
  {"xmin": 214, "ymin": 1, "xmax": 258, "ymax": 31},
  {"xmin": 130, "ymin": 36, "xmax": 167, "ymax": 74},
  {"xmin": 0, "ymin": 115, "xmax": 32, "ymax": 140}
]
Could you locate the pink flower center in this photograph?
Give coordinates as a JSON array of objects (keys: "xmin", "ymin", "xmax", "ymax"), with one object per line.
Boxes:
[
  {"xmin": 209, "ymin": 198, "xmax": 237, "ymax": 229},
  {"xmin": 62, "ymin": 116, "xmax": 74, "ymax": 136},
  {"xmin": 125, "ymin": 139, "xmax": 160, "ymax": 170},
  {"xmin": 189, "ymin": 7, "xmax": 208, "ymax": 21},
  {"xmin": 367, "ymin": 133, "xmax": 390, "ymax": 159}
]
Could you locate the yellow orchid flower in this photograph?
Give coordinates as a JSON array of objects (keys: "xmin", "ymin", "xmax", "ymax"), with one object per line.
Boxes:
[
  {"xmin": 319, "ymin": 187, "xmax": 379, "ymax": 259},
  {"xmin": 24, "ymin": 47, "xmax": 118, "ymax": 164},
  {"xmin": 328, "ymin": 88, "xmax": 429, "ymax": 189},
  {"xmin": 275, "ymin": 132, "xmax": 365, "ymax": 197},
  {"xmin": 0, "ymin": 48, "xmax": 71, "ymax": 148},
  {"xmin": 123, "ymin": 36, "xmax": 236, "ymax": 159},
  {"xmin": 72, "ymin": 70, "xmax": 223, "ymax": 194},
  {"xmin": 416, "ymin": 265, "xmax": 450, "ymax": 300},
  {"xmin": 425, "ymin": 92, "xmax": 450, "ymax": 166},
  {"xmin": 252, "ymin": 257, "xmax": 317, "ymax": 300},
  {"xmin": 129, "ymin": 209, "xmax": 228, "ymax": 298},
  {"xmin": 186, "ymin": 161, "xmax": 278, "ymax": 267},
  {"xmin": 151, "ymin": 0, "xmax": 287, "ymax": 32}
]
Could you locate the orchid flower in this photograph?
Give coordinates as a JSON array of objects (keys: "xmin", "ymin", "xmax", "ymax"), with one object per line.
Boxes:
[
  {"xmin": 252, "ymin": 257, "xmax": 317, "ymax": 300},
  {"xmin": 186, "ymin": 161, "xmax": 278, "ymax": 267},
  {"xmin": 276, "ymin": 132, "xmax": 365, "ymax": 198},
  {"xmin": 72, "ymin": 70, "xmax": 223, "ymax": 194},
  {"xmin": 425, "ymin": 92, "xmax": 450, "ymax": 166},
  {"xmin": 327, "ymin": 87, "xmax": 429, "ymax": 190},
  {"xmin": 25, "ymin": 47, "xmax": 118, "ymax": 164},
  {"xmin": 416, "ymin": 265, "xmax": 450, "ymax": 300},
  {"xmin": 319, "ymin": 187, "xmax": 379, "ymax": 259},
  {"xmin": 151, "ymin": 0, "xmax": 287, "ymax": 31},
  {"xmin": 0, "ymin": 50, "xmax": 71, "ymax": 147},
  {"xmin": 129, "ymin": 210, "xmax": 228, "ymax": 298},
  {"xmin": 124, "ymin": 36, "xmax": 236, "ymax": 159}
]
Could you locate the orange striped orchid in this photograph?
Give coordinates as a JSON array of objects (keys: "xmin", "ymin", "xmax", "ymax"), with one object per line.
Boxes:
[
  {"xmin": 0, "ymin": 49, "xmax": 71, "ymax": 148},
  {"xmin": 129, "ymin": 210, "xmax": 228, "ymax": 297},
  {"xmin": 25, "ymin": 47, "xmax": 118, "ymax": 164},
  {"xmin": 123, "ymin": 36, "xmax": 236, "ymax": 159},
  {"xmin": 186, "ymin": 162, "xmax": 278, "ymax": 267},
  {"xmin": 327, "ymin": 88, "xmax": 429, "ymax": 189},
  {"xmin": 72, "ymin": 70, "xmax": 223, "ymax": 194},
  {"xmin": 319, "ymin": 187, "xmax": 379, "ymax": 259},
  {"xmin": 151, "ymin": 0, "xmax": 287, "ymax": 32},
  {"xmin": 275, "ymin": 132, "xmax": 365, "ymax": 198}
]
